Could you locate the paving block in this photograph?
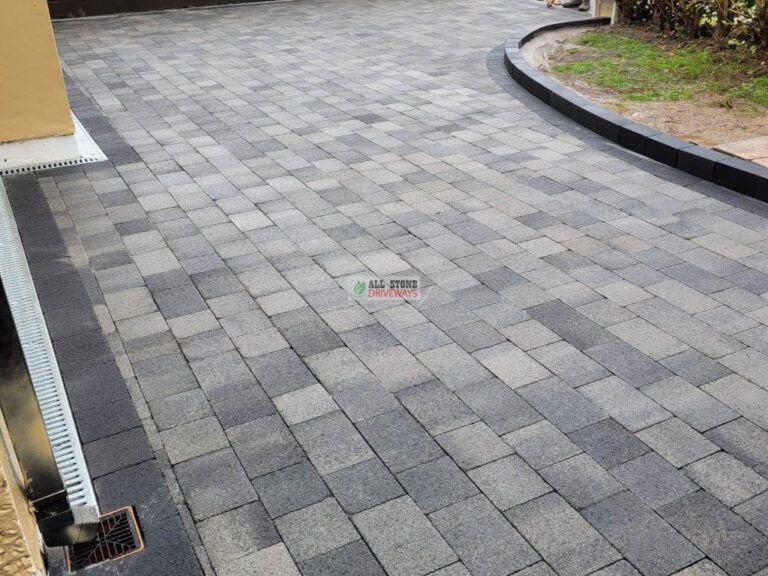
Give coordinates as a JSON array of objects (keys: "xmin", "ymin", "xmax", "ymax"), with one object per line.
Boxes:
[
  {"xmin": 636, "ymin": 418, "xmax": 720, "ymax": 467},
  {"xmin": 397, "ymin": 380, "xmax": 478, "ymax": 435},
  {"xmin": 611, "ymin": 453, "xmax": 697, "ymax": 509},
  {"xmin": 540, "ymin": 453, "xmax": 623, "ymax": 509},
  {"xmin": 294, "ymin": 411, "xmax": 374, "ymax": 475},
  {"xmin": 568, "ymin": 419, "xmax": 649, "ymax": 469},
  {"xmin": 580, "ymin": 376, "xmax": 670, "ymax": 432},
  {"xmin": 503, "ymin": 420, "xmax": 582, "ymax": 470},
  {"xmin": 685, "ymin": 452, "xmax": 768, "ymax": 507},
  {"xmin": 518, "ymin": 377, "xmax": 606, "ymax": 433},
  {"xmin": 253, "ymin": 461, "xmax": 330, "ymax": 518},
  {"xmin": 396, "ymin": 456, "xmax": 478, "ymax": 514},
  {"xmin": 437, "ymin": 422, "xmax": 512, "ymax": 470},
  {"xmin": 325, "ymin": 458, "xmax": 404, "ymax": 514},
  {"xmin": 275, "ymin": 498, "xmax": 359, "ymax": 562},
  {"xmin": 457, "ymin": 378, "xmax": 541, "ymax": 435},
  {"xmin": 468, "ymin": 455, "xmax": 551, "ymax": 510}
]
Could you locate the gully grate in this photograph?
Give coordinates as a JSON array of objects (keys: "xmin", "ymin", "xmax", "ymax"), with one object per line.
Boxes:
[{"xmin": 67, "ymin": 507, "xmax": 144, "ymax": 570}]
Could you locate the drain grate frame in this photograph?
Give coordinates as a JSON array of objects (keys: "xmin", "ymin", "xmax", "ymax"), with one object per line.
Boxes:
[{"xmin": 66, "ymin": 507, "xmax": 145, "ymax": 571}]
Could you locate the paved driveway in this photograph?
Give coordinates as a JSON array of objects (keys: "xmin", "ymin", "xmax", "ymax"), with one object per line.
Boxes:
[{"xmin": 30, "ymin": 0, "xmax": 768, "ymax": 574}]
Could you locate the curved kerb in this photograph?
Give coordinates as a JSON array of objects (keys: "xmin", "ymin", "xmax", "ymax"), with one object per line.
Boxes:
[{"xmin": 503, "ymin": 18, "xmax": 768, "ymax": 201}]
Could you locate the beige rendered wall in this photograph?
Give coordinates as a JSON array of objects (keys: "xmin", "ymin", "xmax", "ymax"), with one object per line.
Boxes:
[{"xmin": 0, "ymin": 0, "xmax": 74, "ymax": 144}]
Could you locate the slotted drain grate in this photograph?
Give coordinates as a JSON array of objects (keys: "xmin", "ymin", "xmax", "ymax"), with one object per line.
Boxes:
[{"xmin": 67, "ymin": 507, "xmax": 144, "ymax": 570}]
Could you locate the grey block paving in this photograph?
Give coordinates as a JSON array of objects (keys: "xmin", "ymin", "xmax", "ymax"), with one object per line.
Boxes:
[{"xmin": 36, "ymin": 1, "xmax": 768, "ymax": 574}]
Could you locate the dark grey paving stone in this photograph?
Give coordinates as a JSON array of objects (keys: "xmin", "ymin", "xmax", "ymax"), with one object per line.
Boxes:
[
  {"xmin": 507, "ymin": 493, "xmax": 621, "ymax": 576},
  {"xmin": 62, "ymin": 359, "xmax": 131, "ymax": 410},
  {"xmin": 583, "ymin": 491, "xmax": 704, "ymax": 576},
  {"xmin": 518, "ymin": 377, "xmax": 606, "ymax": 434},
  {"xmin": 397, "ymin": 456, "xmax": 479, "ymax": 514},
  {"xmin": 660, "ymin": 350, "xmax": 732, "ymax": 387},
  {"xmin": 396, "ymin": 380, "xmax": 478, "ymax": 435},
  {"xmin": 294, "ymin": 411, "xmax": 374, "ymax": 475},
  {"xmin": 476, "ymin": 267, "xmax": 526, "ymax": 292},
  {"xmin": 191, "ymin": 267, "xmax": 243, "ymax": 299},
  {"xmin": 585, "ymin": 340, "xmax": 672, "ymax": 388},
  {"xmin": 281, "ymin": 318, "xmax": 344, "ymax": 357},
  {"xmin": 659, "ymin": 490, "xmax": 768, "ymax": 576},
  {"xmin": 74, "ymin": 396, "xmax": 141, "ymax": 443},
  {"xmin": 705, "ymin": 418, "xmax": 768, "ymax": 469},
  {"xmin": 53, "ymin": 329, "xmax": 114, "ymax": 372},
  {"xmin": 430, "ymin": 494, "xmax": 540, "ymax": 576},
  {"xmin": 735, "ymin": 492, "xmax": 768, "ymax": 537},
  {"xmin": 83, "ymin": 426, "xmax": 153, "ymax": 478},
  {"xmin": 246, "ymin": 348, "xmax": 318, "ymax": 397},
  {"xmin": 175, "ymin": 449, "xmax": 258, "ymax": 521},
  {"xmin": 253, "ymin": 460, "xmax": 330, "ymax": 518},
  {"xmin": 210, "ymin": 384, "xmax": 276, "ymax": 429},
  {"xmin": 180, "ymin": 328, "xmax": 234, "ymax": 361},
  {"xmin": 154, "ymin": 284, "xmax": 208, "ymax": 318},
  {"xmin": 527, "ymin": 300, "xmax": 614, "ymax": 351},
  {"xmin": 227, "ymin": 414, "xmax": 304, "ymax": 478},
  {"xmin": 423, "ymin": 302, "xmax": 479, "ymax": 330},
  {"xmin": 611, "ymin": 453, "xmax": 697, "ymax": 509},
  {"xmin": 197, "ymin": 502, "xmax": 280, "ymax": 567},
  {"xmin": 325, "ymin": 458, "xmax": 404, "ymax": 514},
  {"xmin": 568, "ymin": 419, "xmax": 649, "ymax": 469},
  {"xmin": 540, "ymin": 453, "xmax": 623, "ymax": 510},
  {"xmin": 457, "ymin": 378, "xmax": 541, "ymax": 435},
  {"xmin": 298, "ymin": 540, "xmax": 385, "ymax": 576},
  {"xmin": 133, "ymin": 353, "xmax": 197, "ymax": 401},
  {"xmin": 331, "ymin": 375, "xmax": 400, "ymax": 423},
  {"xmin": 446, "ymin": 321, "xmax": 506, "ymax": 353},
  {"xmin": 590, "ymin": 560, "xmax": 642, "ymax": 576},
  {"xmin": 358, "ymin": 409, "xmax": 442, "ymax": 473},
  {"xmin": 341, "ymin": 324, "xmax": 398, "ymax": 355}
]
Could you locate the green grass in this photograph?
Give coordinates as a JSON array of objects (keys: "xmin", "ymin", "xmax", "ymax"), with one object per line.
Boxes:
[{"xmin": 552, "ymin": 32, "xmax": 767, "ymax": 105}]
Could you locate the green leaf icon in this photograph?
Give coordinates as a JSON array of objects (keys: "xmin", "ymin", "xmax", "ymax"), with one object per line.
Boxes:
[{"xmin": 353, "ymin": 280, "xmax": 366, "ymax": 296}]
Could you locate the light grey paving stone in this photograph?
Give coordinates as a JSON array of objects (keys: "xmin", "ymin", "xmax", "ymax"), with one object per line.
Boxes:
[
  {"xmin": 422, "ymin": 302, "xmax": 479, "ymax": 331},
  {"xmin": 358, "ymin": 409, "xmax": 442, "ymax": 473},
  {"xmin": 474, "ymin": 343, "xmax": 551, "ymax": 389},
  {"xmin": 133, "ymin": 352, "xmax": 197, "ymax": 401},
  {"xmin": 703, "ymin": 374, "xmax": 768, "ymax": 429},
  {"xmin": 436, "ymin": 422, "xmax": 512, "ymax": 470},
  {"xmin": 252, "ymin": 461, "xmax": 330, "ymax": 518},
  {"xmin": 341, "ymin": 324, "xmax": 399, "ymax": 355},
  {"xmin": 394, "ymin": 322, "xmax": 453, "ymax": 354},
  {"xmin": 456, "ymin": 379, "xmax": 541, "ymax": 435},
  {"xmin": 585, "ymin": 340, "xmax": 672, "ymax": 388},
  {"xmin": 227, "ymin": 414, "xmax": 304, "ymax": 478},
  {"xmin": 511, "ymin": 561, "xmax": 558, "ymax": 576},
  {"xmin": 507, "ymin": 493, "xmax": 621, "ymax": 576},
  {"xmin": 211, "ymin": 384, "xmax": 276, "ymax": 429},
  {"xmin": 417, "ymin": 343, "xmax": 491, "ymax": 391},
  {"xmin": 325, "ymin": 458, "xmax": 404, "ymax": 514},
  {"xmin": 354, "ymin": 496, "xmax": 457, "ymax": 576},
  {"xmin": 149, "ymin": 388, "xmax": 212, "ymax": 431},
  {"xmin": 217, "ymin": 542, "xmax": 300, "ymax": 576},
  {"xmin": 180, "ymin": 328, "xmax": 235, "ymax": 361},
  {"xmin": 719, "ymin": 347, "xmax": 768, "ymax": 390},
  {"xmin": 197, "ymin": 502, "xmax": 280, "ymax": 568},
  {"xmin": 580, "ymin": 377, "xmax": 670, "ymax": 432},
  {"xmin": 273, "ymin": 383, "xmax": 338, "ymax": 426},
  {"xmin": 611, "ymin": 453, "xmax": 698, "ymax": 509},
  {"xmin": 305, "ymin": 347, "xmax": 370, "ymax": 391},
  {"xmin": 396, "ymin": 456, "xmax": 478, "ymax": 514},
  {"xmin": 684, "ymin": 452, "xmax": 768, "ymax": 507},
  {"xmin": 591, "ymin": 561, "xmax": 642, "ymax": 576},
  {"xmin": 298, "ymin": 540, "xmax": 386, "ymax": 576},
  {"xmin": 629, "ymin": 298, "xmax": 742, "ymax": 359},
  {"xmin": 568, "ymin": 419, "xmax": 649, "ymax": 469},
  {"xmin": 735, "ymin": 492, "xmax": 768, "ymax": 537},
  {"xmin": 637, "ymin": 418, "xmax": 721, "ymax": 467},
  {"xmin": 642, "ymin": 376, "xmax": 738, "ymax": 432},
  {"xmin": 397, "ymin": 380, "xmax": 478, "ymax": 435},
  {"xmin": 583, "ymin": 491, "xmax": 704, "ymax": 576},
  {"xmin": 659, "ymin": 490, "xmax": 768, "ymax": 576},
  {"xmin": 275, "ymin": 498, "xmax": 359, "ymax": 562},
  {"xmin": 672, "ymin": 560, "xmax": 727, "ymax": 576},
  {"xmin": 294, "ymin": 410, "xmax": 374, "ymax": 475},
  {"xmin": 502, "ymin": 319, "xmax": 560, "ymax": 351},
  {"xmin": 430, "ymin": 494, "xmax": 540, "ymax": 576},
  {"xmin": 468, "ymin": 455, "xmax": 551, "ymax": 510},
  {"xmin": 175, "ymin": 449, "xmax": 258, "ymax": 521},
  {"xmin": 539, "ymin": 453, "xmax": 624, "ymax": 509},
  {"xmin": 705, "ymin": 417, "xmax": 768, "ymax": 469},
  {"xmin": 160, "ymin": 415, "xmax": 229, "ymax": 464},
  {"xmin": 504, "ymin": 421, "xmax": 582, "ymax": 470},
  {"xmin": 577, "ymin": 299, "xmax": 636, "ymax": 328},
  {"xmin": 518, "ymin": 377, "xmax": 606, "ymax": 434},
  {"xmin": 427, "ymin": 563, "xmax": 471, "ymax": 576},
  {"xmin": 528, "ymin": 341, "xmax": 609, "ymax": 387},
  {"xmin": 608, "ymin": 318, "xmax": 688, "ymax": 361},
  {"xmin": 363, "ymin": 345, "xmax": 433, "ymax": 392}
]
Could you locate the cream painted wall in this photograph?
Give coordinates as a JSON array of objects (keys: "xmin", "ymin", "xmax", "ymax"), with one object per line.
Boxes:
[{"xmin": 0, "ymin": 0, "xmax": 74, "ymax": 143}]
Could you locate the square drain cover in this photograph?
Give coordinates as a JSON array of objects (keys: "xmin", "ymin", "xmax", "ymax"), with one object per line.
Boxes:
[{"xmin": 67, "ymin": 507, "xmax": 144, "ymax": 570}]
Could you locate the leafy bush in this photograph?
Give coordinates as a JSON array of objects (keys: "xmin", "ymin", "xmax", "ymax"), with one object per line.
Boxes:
[{"xmin": 616, "ymin": 0, "xmax": 768, "ymax": 50}]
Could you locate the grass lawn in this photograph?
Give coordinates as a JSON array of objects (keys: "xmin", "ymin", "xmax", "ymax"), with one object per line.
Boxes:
[{"xmin": 552, "ymin": 31, "xmax": 768, "ymax": 106}]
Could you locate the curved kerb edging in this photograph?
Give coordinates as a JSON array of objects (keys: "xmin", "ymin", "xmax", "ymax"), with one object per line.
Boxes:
[{"xmin": 504, "ymin": 18, "xmax": 768, "ymax": 200}]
